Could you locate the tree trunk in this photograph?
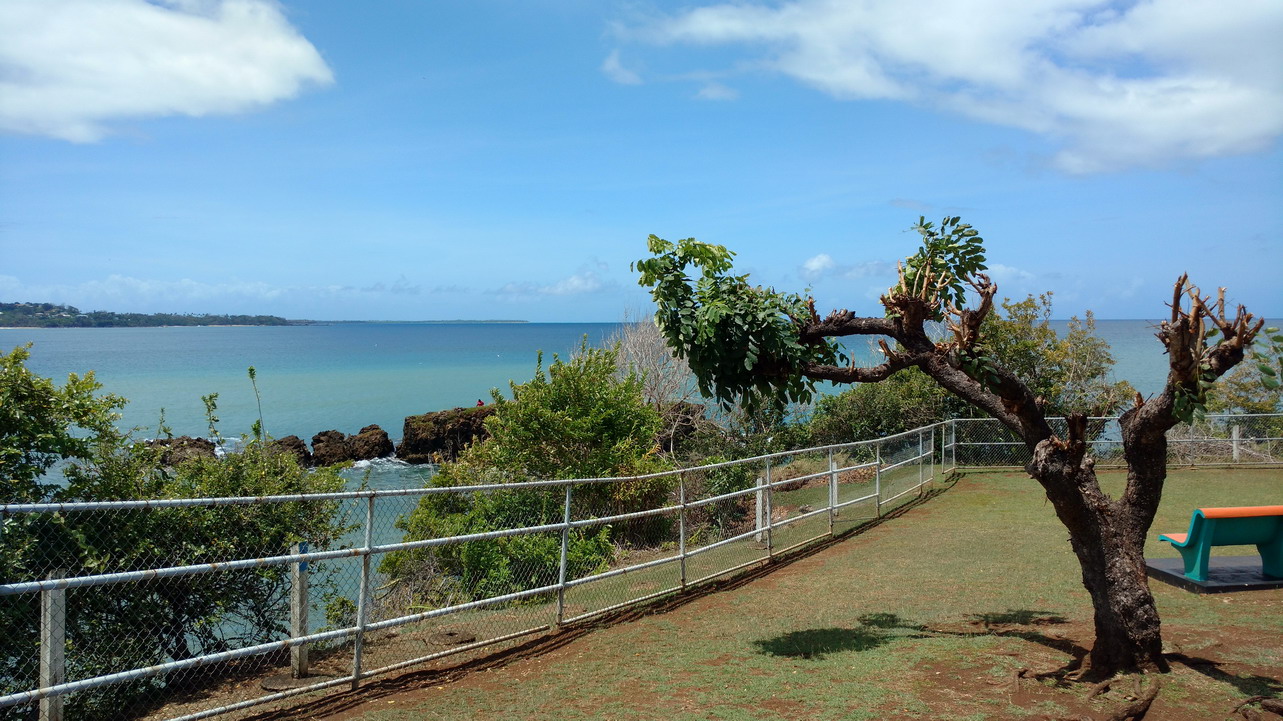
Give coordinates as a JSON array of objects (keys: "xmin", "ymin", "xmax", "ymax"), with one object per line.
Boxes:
[
  {"xmin": 1064, "ymin": 506, "xmax": 1168, "ymax": 674},
  {"xmin": 1030, "ymin": 425, "xmax": 1169, "ymax": 676}
]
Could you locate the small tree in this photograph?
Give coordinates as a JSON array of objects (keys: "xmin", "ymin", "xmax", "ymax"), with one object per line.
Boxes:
[{"xmin": 635, "ymin": 218, "xmax": 1264, "ymax": 677}]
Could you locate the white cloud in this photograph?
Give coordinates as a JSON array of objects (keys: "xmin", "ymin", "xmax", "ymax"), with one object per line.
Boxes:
[
  {"xmin": 695, "ymin": 82, "xmax": 739, "ymax": 100},
  {"xmin": 0, "ymin": 274, "xmax": 461, "ymax": 312},
  {"xmin": 601, "ymin": 49, "xmax": 642, "ymax": 85},
  {"xmin": 491, "ymin": 270, "xmax": 611, "ymax": 298},
  {"xmin": 798, "ymin": 254, "xmax": 891, "ymax": 282},
  {"xmin": 800, "ymin": 253, "xmax": 836, "ymax": 280},
  {"xmin": 633, "ymin": 0, "xmax": 1283, "ymax": 172},
  {"xmin": 0, "ymin": 0, "xmax": 334, "ymax": 142}
]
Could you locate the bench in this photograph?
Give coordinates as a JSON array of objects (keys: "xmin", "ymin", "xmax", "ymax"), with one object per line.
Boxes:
[{"xmin": 1158, "ymin": 506, "xmax": 1283, "ymax": 582}]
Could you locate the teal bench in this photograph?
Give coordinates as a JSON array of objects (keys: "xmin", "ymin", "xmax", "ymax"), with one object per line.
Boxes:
[{"xmin": 1158, "ymin": 505, "xmax": 1283, "ymax": 583}]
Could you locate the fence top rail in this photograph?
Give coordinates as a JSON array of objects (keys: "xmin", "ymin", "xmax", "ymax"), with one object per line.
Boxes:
[{"xmin": 1, "ymin": 422, "xmax": 946, "ymax": 514}]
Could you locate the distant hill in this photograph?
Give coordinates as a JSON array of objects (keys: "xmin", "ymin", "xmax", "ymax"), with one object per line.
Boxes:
[{"xmin": 0, "ymin": 302, "xmax": 297, "ymax": 328}]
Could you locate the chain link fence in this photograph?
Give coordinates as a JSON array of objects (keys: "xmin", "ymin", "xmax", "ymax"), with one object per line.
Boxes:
[
  {"xmin": 1, "ymin": 423, "xmax": 949, "ymax": 721},
  {"xmin": 953, "ymin": 413, "xmax": 1282, "ymax": 469}
]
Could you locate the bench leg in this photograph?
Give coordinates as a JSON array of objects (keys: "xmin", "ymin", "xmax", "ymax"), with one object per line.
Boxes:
[
  {"xmin": 1260, "ymin": 536, "xmax": 1282, "ymax": 579},
  {"xmin": 1178, "ymin": 543, "xmax": 1213, "ymax": 583}
]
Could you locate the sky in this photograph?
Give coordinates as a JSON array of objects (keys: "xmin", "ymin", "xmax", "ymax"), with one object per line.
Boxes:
[{"xmin": 1, "ymin": 0, "xmax": 1281, "ymax": 322}]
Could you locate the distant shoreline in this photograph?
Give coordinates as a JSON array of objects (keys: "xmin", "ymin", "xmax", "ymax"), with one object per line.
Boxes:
[{"xmin": 0, "ymin": 320, "xmax": 532, "ymax": 329}]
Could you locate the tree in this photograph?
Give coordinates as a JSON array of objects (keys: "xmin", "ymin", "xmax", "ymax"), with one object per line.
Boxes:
[{"xmin": 634, "ymin": 217, "xmax": 1263, "ymax": 677}]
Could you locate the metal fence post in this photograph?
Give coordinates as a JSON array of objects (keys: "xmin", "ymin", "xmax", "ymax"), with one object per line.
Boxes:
[
  {"xmin": 918, "ymin": 429, "xmax": 925, "ymax": 495},
  {"xmin": 875, "ymin": 442, "xmax": 882, "ymax": 518},
  {"xmin": 290, "ymin": 542, "xmax": 309, "ymax": 679},
  {"xmin": 827, "ymin": 448, "xmax": 837, "ymax": 535},
  {"xmin": 556, "ymin": 485, "xmax": 573, "ymax": 626},
  {"xmin": 678, "ymin": 476, "xmax": 688, "ymax": 590},
  {"xmin": 755, "ymin": 475, "xmax": 765, "ymax": 543},
  {"xmin": 351, "ymin": 495, "xmax": 375, "ymax": 690},
  {"xmin": 40, "ymin": 570, "xmax": 65, "ymax": 721},
  {"xmin": 941, "ymin": 422, "xmax": 947, "ymax": 473},
  {"xmin": 1232, "ymin": 424, "xmax": 1241, "ymax": 463},
  {"xmin": 764, "ymin": 459, "xmax": 774, "ymax": 556}
]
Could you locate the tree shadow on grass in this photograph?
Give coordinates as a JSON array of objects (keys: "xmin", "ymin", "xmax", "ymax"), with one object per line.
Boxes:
[
  {"xmin": 753, "ymin": 627, "xmax": 889, "ymax": 659},
  {"xmin": 753, "ymin": 610, "xmax": 1081, "ymax": 665},
  {"xmin": 753, "ymin": 613, "xmax": 928, "ymax": 660},
  {"xmin": 1166, "ymin": 652, "xmax": 1283, "ymax": 700}
]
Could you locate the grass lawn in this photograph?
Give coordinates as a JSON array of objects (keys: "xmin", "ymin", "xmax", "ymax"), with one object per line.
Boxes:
[{"xmin": 256, "ymin": 468, "xmax": 1283, "ymax": 721}]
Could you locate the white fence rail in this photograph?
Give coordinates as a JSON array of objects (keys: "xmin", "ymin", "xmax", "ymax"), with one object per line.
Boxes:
[
  {"xmin": 2, "ymin": 424, "xmax": 949, "ymax": 721},
  {"xmin": 952, "ymin": 413, "xmax": 1282, "ymax": 468},
  {"xmin": 4, "ymin": 412, "xmax": 1277, "ymax": 721}
]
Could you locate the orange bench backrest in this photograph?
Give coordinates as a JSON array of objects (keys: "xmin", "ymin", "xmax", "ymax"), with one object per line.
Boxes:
[{"xmin": 1198, "ymin": 505, "xmax": 1283, "ymax": 519}]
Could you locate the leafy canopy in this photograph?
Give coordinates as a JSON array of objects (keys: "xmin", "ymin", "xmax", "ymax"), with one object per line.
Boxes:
[
  {"xmin": 633, "ymin": 235, "xmax": 841, "ymax": 409},
  {"xmin": 897, "ymin": 215, "xmax": 987, "ymax": 320}
]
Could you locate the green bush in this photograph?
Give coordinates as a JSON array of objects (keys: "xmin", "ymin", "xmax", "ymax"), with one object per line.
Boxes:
[
  {"xmin": 384, "ymin": 342, "xmax": 672, "ymax": 607},
  {"xmin": 0, "ymin": 346, "xmax": 350, "ymax": 719}
]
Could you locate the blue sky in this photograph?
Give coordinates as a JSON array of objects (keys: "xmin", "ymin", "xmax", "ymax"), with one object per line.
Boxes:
[{"xmin": 1, "ymin": 0, "xmax": 1280, "ymax": 322}]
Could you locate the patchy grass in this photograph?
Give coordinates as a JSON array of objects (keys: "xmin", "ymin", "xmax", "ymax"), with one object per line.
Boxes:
[{"xmin": 258, "ymin": 468, "xmax": 1283, "ymax": 721}]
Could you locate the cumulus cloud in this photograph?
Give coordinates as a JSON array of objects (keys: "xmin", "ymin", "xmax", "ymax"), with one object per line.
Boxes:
[
  {"xmin": 798, "ymin": 254, "xmax": 892, "ymax": 282},
  {"xmin": 601, "ymin": 49, "xmax": 642, "ymax": 85},
  {"xmin": 490, "ymin": 270, "xmax": 612, "ymax": 299},
  {"xmin": 0, "ymin": 0, "xmax": 334, "ymax": 142},
  {"xmin": 632, "ymin": 0, "xmax": 1283, "ymax": 172}
]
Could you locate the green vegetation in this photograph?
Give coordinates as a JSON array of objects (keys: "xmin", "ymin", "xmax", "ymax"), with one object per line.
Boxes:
[
  {"xmin": 383, "ymin": 342, "xmax": 673, "ymax": 607},
  {"xmin": 635, "ymin": 219, "xmax": 1267, "ymax": 674},
  {"xmin": 0, "ymin": 347, "xmax": 350, "ymax": 719},
  {"xmin": 341, "ymin": 469, "xmax": 1283, "ymax": 721},
  {"xmin": 0, "ymin": 301, "xmax": 292, "ymax": 327}
]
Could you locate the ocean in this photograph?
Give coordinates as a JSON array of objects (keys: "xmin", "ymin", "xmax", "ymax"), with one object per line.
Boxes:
[{"xmin": 1, "ymin": 319, "xmax": 1185, "ymax": 489}]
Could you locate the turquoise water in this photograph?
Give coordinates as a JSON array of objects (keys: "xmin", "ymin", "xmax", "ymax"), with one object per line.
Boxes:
[
  {"xmin": 1, "ymin": 318, "xmax": 1195, "ymax": 491},
  {"xmin": 2, "ymin": 318, "xmax": 1226, "ymax": 494},
  {"xmin": 3, "ymin": 323, "xmax": 619, "ymax": 443}
]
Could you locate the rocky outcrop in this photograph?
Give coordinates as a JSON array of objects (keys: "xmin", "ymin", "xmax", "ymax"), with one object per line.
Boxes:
[
  {"xmin": 310, "ymin": 426, "xmax": 394, "ymax": 466},
  {"xmin": 397, "ymin": 406, "xmax": 494, "ymax": 464},
  {"xmin": 268, "ymin": 435, "xmax": 312, "ymax": 467},
  {"xmin": 353, "ymin": 424, "xmax": 394, "ymax": 460},
  {"xmin": 146, "ymin": 436, "xmax": 217, "ymax": 466},
  {"xmin": 311, "ymin": 430, "xmax": 354, "ymax": 466}
]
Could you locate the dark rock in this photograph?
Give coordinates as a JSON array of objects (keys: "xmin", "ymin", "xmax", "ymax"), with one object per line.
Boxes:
[
  {"xmin": 397, "ymin": 406, "xmax": 494, "ymax": 464},
  {"xmin": 311, "ymin": 430, "xmax": 355, "ymax": 466},
  {"xmin": 269, "ymin": 435, "xmax": 313, "ymax": 466},
  {"xmin": 146, "ymin": 436, "xmax": 217, "ymax": 466},
  {"xmin": 352, "ymin": 424, "xmax": 393, "ymax": 460}
]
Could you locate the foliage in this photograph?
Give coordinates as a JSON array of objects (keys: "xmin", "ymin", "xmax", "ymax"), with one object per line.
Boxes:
[
  {"xmin": 896, "ymin": 216, "xmax": 987, "ymax": 319},
  {"xmin": 634, "ymin": 235, "xmax": 842, "ymax": 410},
  {"xmin": 0, "ymin": 353, "xmax": 349, "ymax": 719},
  {"xmin": 1, "ymin": 344, "xmax": 124, "ymax": 501},
  {"xmin": 1208, "ymin": 326, "xmax": 1283, "ymax": 415},
  {"xmin": 975, "ymin": 295, "xmax": 1133, "ymax": 416},
  {"xmin": 482, "ymin": 340, "xmax": 664, "ymax": 483},
  {"xmin": 634, "ymin": 218, "xmax": 1266, "ymax": 674},
  {"xmin": 385, "ymin": 343, "xmax": 671, "ymax": 607},
  {"xmin": 809, "ymin": 368, "xmax": 947, "ymax": 445}
]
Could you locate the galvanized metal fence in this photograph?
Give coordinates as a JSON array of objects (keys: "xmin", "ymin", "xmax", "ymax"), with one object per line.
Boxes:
[
  {"xmin": 1, "ymin": 423, "xmax": 950, "ymax": 721},
  {"xmin": 952, "ymin": 413, "xmax": 1283, "ymax": 468}
]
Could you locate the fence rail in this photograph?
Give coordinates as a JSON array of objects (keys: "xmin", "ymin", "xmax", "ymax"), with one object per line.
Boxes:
[
  {"xmin": 2, "ymin": 412, "xmax": 1277, "ymax": 720},
  {"xmin": 2, "ymin": 423, "xmax": 947, "ymax": 721}
]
